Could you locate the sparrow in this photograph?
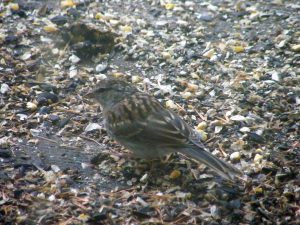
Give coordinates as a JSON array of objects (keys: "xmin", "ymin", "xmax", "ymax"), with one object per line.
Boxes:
[{"xmin": 86, "ymin": 78, "xmax": 241, "ymax": 180}]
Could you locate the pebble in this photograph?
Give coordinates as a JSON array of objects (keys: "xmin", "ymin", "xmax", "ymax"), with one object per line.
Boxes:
[
  {"xmin": 196, "ymin": 121, "xmax": 207, "ymax": 130},
  {"xmin": 0, "ymin": 83, "xmax": 10, "ymax": 94},
  {"xmin": 186, "ymin": 83, "xmax": 198, "ymax": 92},
  {"xmin": 61, "ymin": 0, "xmax": 76, "ymax": 8},
  {"xmin": 197, "ymin": 130, "xmax": 208, "ymax": 141},
  {"xmin": 48, "ymin": 194, "xmax": 56, "ymax": 201},
  {"xmin": 197, "ymin": 13, "xmax": 214, "ymax": 22},
  {"xmin": 253, "ymin": 187, "xmax": 263, "ymax": 193},
  {"xmin": 246, "ymin": 132, "xmax": 265, "ymax": 144},
  {"xmin": 230, "ymin": 152, "xmax": 241, "ymax": 162},
  {"xmin": 206, "ymin": 109, "xmax": 217, "ymax": 118},
  {"xmin": 120, "ymin": 25, "xmax": 132, "ymax": 33},
  {"xmin": 161, "ymin": 51, "xmax": 172, "ymax": 60},
  {"xmin": 270, "ymin": 71, "xmax": 280, "ymax": 81},
  {"xmin": 231, "ymin": 115, "xmax": 247, "ymax": 121},
  {"xmin": 140, "ymin": 173, "xmax": 148, "ymax": 183},
  {"xmin": 26, "ymin": 102, "xmax": 37, "ymax": 111},
  {"xmin": 43, "ymin": 25, "xmax": 58, "ymax": 33},
  {"xmin": 190, "ymin": 72, "xmax": 200, "ymax": 79},
  {"xmin": 85, "ymin": 123, "xmax": 102, "ymax": 132},
  {"xmin": 240, "ymin": 127, "xmax": 250, "ymax": 133},
  {"xmin": 38, "ymin": 106, "xmax": 51, "ymax": 115},
  {"xmin": 181, "ymin": 91, "xmax": 192, "ymax": 99},
  {"xmin": 210, "ymin": 205, "xmax": 221, "ymax": 218},
  {"xmin": 165, "ymin": 99, "xmax": 178, "ymax": 110},
  {"xmin": 20, "ymin": 52, "xmax": 31, "ymax": 61},
  {"xmin": 169, "ymin": 170, "xmax": 181, "ymax": 179},
  {"xmin": 48, "ymin": 114, "xmax": 60, "ymax": 123},
  {"xmin": 165, "ymin": 3, "xmax": 176, "ymax": 10},
  {"xmin": 291, "ymin": 44, "xmax": 300, "ymax": 52},
  {"xmin": 203, "ymin": 49, "xmax": 215, "ymax": 59},
  {"xmin": 95, "ymin": 62, "xmax": 108, "ymax": 73},
  {"xmin": 51, "ymin": 165, "xmax": 61, "ymax": 173},
  {"xmin": 131, "ymin": 75, "xmax": 142, "ymax": 83},
  {"xmin": 51, "ymin": 15, "xmax": 68, "ymax": 25},
  {"xmin": 0, "ymin": 149, "xmax": 11, "ymax": 158},
  {"xmin": 230, "ymin": 140, "xmax": 245, "ymax": 151},
  {"xmin": 69, "ymin": 54, "xmax": 81, "ymax": 64},
  {"xmin": 255, "ymin": 148, "xmax": 264, "ymax": 154},
  {"xmin": 81, "ymin": 163, "xmax": 91, "ymax": 169},
  {"xmin": 0, "ymin": 137, "xmax": 10, "ymax": 149},
  {"xmin": 10, "ymin": 3, "xmax": 19, "ymax": 11},
  {"xmin": 214, "ymin": 126, "xmax": 223, "ymax": 134},
  {"xmin": 17, "ymin": 114, "xmax": 28, "ymax": 121},
  {"xmin": 254, "ymin": 154, "xmax": 263, "ymax": 163},
  {"xmin": 232, "ymin": 46, "xmax": 245, "ymax": 53},
  {"xmin": 277, "ymin": 39, "xmax": 287, "ymax": 48},
  {"xmin": 37, "ymin": 92, "xmax": 59, "ymax": 106},
  {"xmin": 112, "ymin": 72, "xmax": 125, "ymax": 78}
]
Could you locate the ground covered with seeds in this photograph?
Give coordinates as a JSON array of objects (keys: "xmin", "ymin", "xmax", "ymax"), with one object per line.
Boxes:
[{"xmin": 0, "ymin": 0, "xmax": 299, "ymax": 224}]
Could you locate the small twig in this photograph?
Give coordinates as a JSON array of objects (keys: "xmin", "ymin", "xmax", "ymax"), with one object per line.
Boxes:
[
  {"xmin": 218, "ymin": 143, "xmax": 228, "ymax": 157},
  {"xmin": 102, "ymin": 187, "xmax": 136, "ymax": 195},
  {"xmin": 205, "ymin": 136, "xmax": 215, "ymax": 144},
  {"xmin": 154, "ymin": 206, "xmax": 164, "ymax": 224},
  {"xmin": 35, "ymin": 135, "xmax": 58, "ymax": 144},
  {"xmin": 71, "ymin": 199, "xmax": 89, "ymax": 211},
  {"xmin": 258, "ymin": 200, "xmax": 273, "ymax": 221},
  {"xmin": 79, "ymin": 135, "xmax": 103, "ymax": 147},
  {"xmin": 10, "ymin": 147, "xmax": 16, "ymax": 157},
  {"xmin": 55, "ymin": 107, "xmax": 81, "ymax": 115},
  {"xmin": 27, "ymin": 111, "xmax": 37, "ymax": 119},
  {"xmin": 172, "ymin": 215, "xmax": 188, "ymax": 224},
  {"xmin": 174, "ymin": 102, "xmax": 185, "ymax": 112},
  {"xmin": 57, "ymin": 217, "xmax": 74, "ymax": 225},
  {"xmin": 9, "ymin": 112, "xmax": 15, "ymax": 120},
  {"xmin": 58, "ymin": 42, "xmax": 70, "ymax": 61},
  {"xmin": 195, "ymin": 109, "xmax": 207, "ymax": 121},
  {"xmin": 35, "ymin": 135, "xmax": 80, "ymax": 149},
  {"xmin": 215, "ymin": 116, "xmax": 229, "ymax": 124},
  {"xmin": 59, "ymin": 144, "xmax": 80, "ymax": 150},
  {"xmin": 37, "ymin": 214, "xmax": 47, "ymax": 225}
]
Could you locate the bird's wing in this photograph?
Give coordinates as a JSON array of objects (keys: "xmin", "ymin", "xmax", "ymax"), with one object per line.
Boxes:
[
  {"xmin": 105, "ymin": 94, "xmax": 195, "ymax": 148},
  {"xmin": 138, "ymin": 108, "xmax": 194, "ymax": 147}
]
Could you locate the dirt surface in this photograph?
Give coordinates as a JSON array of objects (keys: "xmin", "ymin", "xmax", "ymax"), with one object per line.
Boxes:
[{"xmin": 1, "ymin": 0, "xmax": 300, "ymax": 224}]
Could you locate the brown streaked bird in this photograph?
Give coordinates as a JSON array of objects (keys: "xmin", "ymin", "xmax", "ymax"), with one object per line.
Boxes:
[{"xmin": 86, "ymin": 78, "xmax": 242, "ymax": 180}]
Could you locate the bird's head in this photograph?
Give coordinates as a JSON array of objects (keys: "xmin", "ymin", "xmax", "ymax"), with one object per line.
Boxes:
[{"xmin": 85, "ymin": 78, "xmax": 138, "ymax": 108}]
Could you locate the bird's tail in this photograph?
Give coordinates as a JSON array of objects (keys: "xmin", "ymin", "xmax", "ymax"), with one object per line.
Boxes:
[{"xmin": 181, "ymin": 147, "xmax": 242, "ymax": 180}]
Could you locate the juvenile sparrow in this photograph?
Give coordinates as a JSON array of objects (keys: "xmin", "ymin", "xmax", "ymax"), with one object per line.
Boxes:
[{"xmin": 86, "ymin": 78, "xmax": 241, "ymax": 180}]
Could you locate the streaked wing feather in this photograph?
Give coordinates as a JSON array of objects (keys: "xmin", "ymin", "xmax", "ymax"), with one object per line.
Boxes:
[
  {"xmin": 142, "ymin": 109, "xmax": 192, "ymax": 147},
  {"xmin": 105, "ymin": 93, "xmax": 193, "ymax": 147}
]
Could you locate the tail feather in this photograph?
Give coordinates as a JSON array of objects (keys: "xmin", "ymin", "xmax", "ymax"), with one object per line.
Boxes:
[{"xmin": 181, "ymin": 147, "xmax": 242, "ymax": 180}]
